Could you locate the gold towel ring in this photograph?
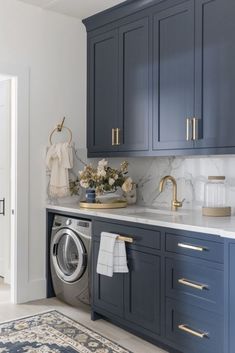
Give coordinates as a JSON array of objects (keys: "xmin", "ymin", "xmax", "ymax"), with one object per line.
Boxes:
[{"xmin": 49, "ymin": 126, "xmax": 72, "ymax": 145}]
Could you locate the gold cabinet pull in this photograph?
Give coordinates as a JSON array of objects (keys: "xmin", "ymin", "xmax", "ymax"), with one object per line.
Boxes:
[
  {"xmin": 112, "ymin": 128, "xmax": 116, "ymax": 146},
  {"xmin": 112, "ymin": 128, "xmax": 121, "ymax": 146},
  {"xmin": 186, "ymin": 118, "xmax": 192, "ymax": 141},
  {"xmin": 192, "ymin": 117, "xmax": 199, "ymax": 141},
  {"xmin": 178, "ymin": 243, "xmax": 206, "ymax": 252},
  {"xmin": 117, "ymin": 235, "xmax": 133, "ymax": 243},
  {"xmin": 178, "ymin": 278, "xmax": 208, "ymax": 291},
  {"xmin": 178, "ymin": 324, "xmax": 208, "ymax": 339},
  {"xmin": 116, "ymin": 128, "xmax": 121, "ymax": 145}
]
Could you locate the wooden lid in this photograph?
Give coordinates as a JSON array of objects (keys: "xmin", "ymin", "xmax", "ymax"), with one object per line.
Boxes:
[{"xmin": 208, "ymin": 176, "xmax": 225, "ymax": 181}]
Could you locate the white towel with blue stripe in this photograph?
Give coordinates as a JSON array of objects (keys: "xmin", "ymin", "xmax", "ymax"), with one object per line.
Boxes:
[{"xmin": 96, "ymin": 232, "xmax": 129, "ymax": 277}]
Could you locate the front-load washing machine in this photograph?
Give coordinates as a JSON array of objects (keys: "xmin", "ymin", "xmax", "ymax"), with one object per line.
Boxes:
[{"xmin": 50, "ymin": 215, "xmax": 91, "ymax": 306}]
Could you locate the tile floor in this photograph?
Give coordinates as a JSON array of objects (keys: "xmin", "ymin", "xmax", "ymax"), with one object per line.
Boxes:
[{"xmin": 0, "ymin": 290, "xmax": 168, "ymax": 353}]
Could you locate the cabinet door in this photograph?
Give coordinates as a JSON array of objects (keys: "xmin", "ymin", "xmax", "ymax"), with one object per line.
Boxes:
[
  {"xmin": 153, "ymin": 1, "xmax": 194, "ymax": 150},
  {"xmin": 118, "ymin": 17, "xmax": 150, "ymax": 152},
  {"xmin": 92, "ymin": 240, "xmax": 124, "ymax": 317},
  {"xmin": 88, "ymin": 30, "xmax": 119, "ymax": 153},
  {"xmin": 195, "ymin": 0, "xmax": 235, "ymax": 149},
  {"xmin": 124, "ymin": 249, "xmax": 161, "ymax": 334}
]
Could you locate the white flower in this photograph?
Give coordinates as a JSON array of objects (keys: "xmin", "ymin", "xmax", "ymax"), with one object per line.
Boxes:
[
  {"xmin": 122, "ymin": 177, "xmax": 133, "ymax": 193},
  {"xmin": 109, "ymin": 178, "xmax": 115, "ymax": 186},
  {"xmin": 80, "ymin": 180, "xmax": 89, "ymax": 189},
  {"xmin": 97, "ymin": 168, "xmax": 106, "ymax": 177},
  {"xmin": 98, "ymin": 159, "xmax": 108, "ymax": 168}
]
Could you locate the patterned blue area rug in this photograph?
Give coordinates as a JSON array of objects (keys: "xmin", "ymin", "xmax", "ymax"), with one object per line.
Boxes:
[{"xmin": 0, "ymin": 310, "xmax": 131, "ymax": 353}]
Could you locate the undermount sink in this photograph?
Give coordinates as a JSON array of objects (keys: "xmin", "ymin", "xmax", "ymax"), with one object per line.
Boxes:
[{"xmin": 128, "ymin": 208, "xmax": 188, "ymax": 218}]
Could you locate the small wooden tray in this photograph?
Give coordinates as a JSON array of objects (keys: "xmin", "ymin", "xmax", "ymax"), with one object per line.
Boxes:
[
  {"xmin": 80, "ymin": 200, "xmax": 127, "ymax": 209},
  {"xmin": 202, "ymin": 207, "xmax": 231, "ymax": 217}
]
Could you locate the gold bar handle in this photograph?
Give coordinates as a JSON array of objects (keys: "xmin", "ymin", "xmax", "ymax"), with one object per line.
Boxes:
[
  {"xmin": 117, "ymin": 235, "xmax": 133, "ymax": 243},
  {"xmin": 112, "ymin": 128, "xmax": 121, "ymax": 146},
  {"xmin": 116, "ymin": 128, "xmax": 121, "ymax": 145},
  {"xmin": 192, "ymin": 117, "xmax": 199, "ymax": 141},
  {"xmin": 178, "ymin": 243, "xmax": 206, "ymax": 252},
  {"xmin": 178, "ymin": 324, "xmax": 208, "ymax": 339},
  {"xmin": 112, "ymin": 128, "xmax": 116, "ymax": 146},
  {"xmin": 178, "ymin": 278, "xmax": 208, "ymax": 291},
  {"xmin": 186, "ymin": 118, "xmax": 192, "ymax": 141}
]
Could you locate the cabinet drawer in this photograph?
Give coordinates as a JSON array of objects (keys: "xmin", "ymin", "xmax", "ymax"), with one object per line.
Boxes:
[
  {"xmin": 93, "ymin": 220, "xmax": 160, "ymax": 250},
  {"xmin": 166, "ymin": 258, "xmax": 224, "ymax": 313},
  {"xmin": 166, "ymin": 299, "xmax": 223, "ymax": 353},
  {"xmin": 165, "ymin": 233, "xmax": 223, "ymax": 263}
]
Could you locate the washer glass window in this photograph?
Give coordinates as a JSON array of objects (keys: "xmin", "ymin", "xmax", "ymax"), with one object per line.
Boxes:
[
  {"xmin": 52, "ymin": 229, "xmax": 86, "ymax": 283},
  {"xmin": 57, "ymin": 234, "xmax": 79, "ymax": 276}
]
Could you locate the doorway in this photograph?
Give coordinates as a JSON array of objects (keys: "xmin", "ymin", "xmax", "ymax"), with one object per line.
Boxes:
[
  {"xmin": 0, "ymin": 63, "xmax": 30, "ymax": 304},
  {"xmin": 0, "ymin": 77, "xmax": 13, "ymax": 303}
]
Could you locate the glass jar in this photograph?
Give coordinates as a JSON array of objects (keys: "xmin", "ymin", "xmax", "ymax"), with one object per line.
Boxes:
[{"xmin": 204, "ymin": 176, "xmax": 227, "ymax": 208}]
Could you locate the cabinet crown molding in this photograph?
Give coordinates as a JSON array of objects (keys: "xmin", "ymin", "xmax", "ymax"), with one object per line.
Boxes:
[{"xmin": 82, "ymin": 0, "xmax": 163, "ymax": 32}]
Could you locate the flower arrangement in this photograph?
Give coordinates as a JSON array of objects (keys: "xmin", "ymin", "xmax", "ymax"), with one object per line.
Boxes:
[
  {"xmin": 69, "ymin": 177, "xmax": 80, "ymax": 196},
  {"xmin": 79, "ymin": 159, "xmax": 134, "ymax": 195}
]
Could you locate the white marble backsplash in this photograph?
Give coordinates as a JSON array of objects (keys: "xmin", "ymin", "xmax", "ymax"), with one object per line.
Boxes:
[
  {"xmin": 70, "ymin": 149, "xmax": 235, "ymax": 211},
  {"xmin": 126, "ymin": 156, "xmax": 235, "ymax": 210}
]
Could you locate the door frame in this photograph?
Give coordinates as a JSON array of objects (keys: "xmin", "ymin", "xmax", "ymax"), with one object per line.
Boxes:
[{"xmin": 0, "ymin": 62, "xmax": 29, "ymax": 304}]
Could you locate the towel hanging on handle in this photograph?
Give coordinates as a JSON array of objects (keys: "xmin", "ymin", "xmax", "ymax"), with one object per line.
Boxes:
[{"xmin": 96, "ymin": 232, "xmax": 129, "ymax": 277}]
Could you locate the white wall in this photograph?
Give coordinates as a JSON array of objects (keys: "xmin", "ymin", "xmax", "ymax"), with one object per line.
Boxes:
[{"xmin": 0, "ymin": 0, "xmax": 86, "ymax": 301}]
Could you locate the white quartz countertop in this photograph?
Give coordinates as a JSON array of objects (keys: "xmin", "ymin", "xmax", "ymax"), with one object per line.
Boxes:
[{"xmin": 46, "ymin": 204, "xmax": 235, "ymax": 239}]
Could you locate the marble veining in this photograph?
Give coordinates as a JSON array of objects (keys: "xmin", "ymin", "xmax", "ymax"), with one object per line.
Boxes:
[{"xmin": 47, "ymin": 147, "xmax": 235, "ymax": 213}]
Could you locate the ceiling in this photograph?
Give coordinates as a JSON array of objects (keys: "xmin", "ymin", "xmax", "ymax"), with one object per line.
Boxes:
[{"xmin": 18, "ymin": 0, "xmax": 126, "ymax": 20}]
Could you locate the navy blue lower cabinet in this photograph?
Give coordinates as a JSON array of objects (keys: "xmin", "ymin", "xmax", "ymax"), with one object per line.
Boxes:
[
  {"xmin": 165, "ymin": 257, "xmax": 224, "ymax": 314},
  {"xmin": 224, "ymin": 240, "xmax": 235, "ymax": 353},
  {"xmin": 92, "ymin": 239, "xmax": 124, "ymax": 317},
  {"xmin": 91, "ymin": 219, "xmax": 227, "ymax": 353},
  {"xmin": 165, "ymin": 232, "xmax": 224, "ymax": 263},
  {"xmin": 166, "ymin": 298, "xmax": 224, "ymax": 353},
  {"xmin": 124, "ymin": 249, "xmax": 161, "ymax": 334}
]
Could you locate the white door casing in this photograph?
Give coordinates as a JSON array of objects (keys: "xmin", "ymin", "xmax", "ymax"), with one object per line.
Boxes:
[
  {"xmin": 0, "ymin": 62, "xmax": 29, "ymax": 304},
  {"xmin": 0, "ymin": 79, "xmax": 11, "ymax": 283}
]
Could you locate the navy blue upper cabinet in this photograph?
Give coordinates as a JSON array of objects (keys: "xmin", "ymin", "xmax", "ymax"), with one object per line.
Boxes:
[
  {"xmin": 194, "ymin": 0, "xmax": 235, "ymax": 149},
  {"xmin": 92, "ymin": 239, "xmax": 124, "ymax": 316},
  {"xmin": 87, "ymin": 16, "xmax": 149, "ymax": 156},
  {"xmin": 84, "ymin": 0, "xmax": 235, "ymax": 157},
  {"xmin": 118, "ymin": 18, "xmax": 150, "ymax": 152},
  {"xmin": 88, "ymin": 30, "xmax": 119, "ymax": 153},
  {"xmin": 153, "ymin": 1, "xmax": 195, "ymax": 151}
]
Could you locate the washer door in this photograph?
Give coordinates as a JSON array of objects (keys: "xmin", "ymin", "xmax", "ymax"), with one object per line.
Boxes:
[{"xmin": 51, "ymin": 228, "xmax": 87, "ymax": 283}]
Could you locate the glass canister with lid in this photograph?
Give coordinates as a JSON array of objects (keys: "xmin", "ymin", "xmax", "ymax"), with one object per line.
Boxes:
[{"xmin": 202, "ymin": 176, "xmax": 231, "ymax": 216}]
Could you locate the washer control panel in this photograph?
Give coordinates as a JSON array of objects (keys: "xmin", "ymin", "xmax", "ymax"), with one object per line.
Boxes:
[{"xmin": 53, "ymin": 215, "xmax": 92, "ymax": 238}]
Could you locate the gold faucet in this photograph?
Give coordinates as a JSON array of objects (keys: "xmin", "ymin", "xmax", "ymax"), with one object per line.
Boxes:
[{"xmin": 159, "ymin": 175, "xmax": 183, "ymax": 211}]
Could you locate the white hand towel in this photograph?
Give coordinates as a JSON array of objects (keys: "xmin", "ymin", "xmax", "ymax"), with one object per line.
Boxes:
[
  {"xmin": 46, "ymin": 142, "xmax": 73, "ymax": 198},
  {"xmin": 96, "ymin": 232, "xmax": 129, "ymax": 277}
]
